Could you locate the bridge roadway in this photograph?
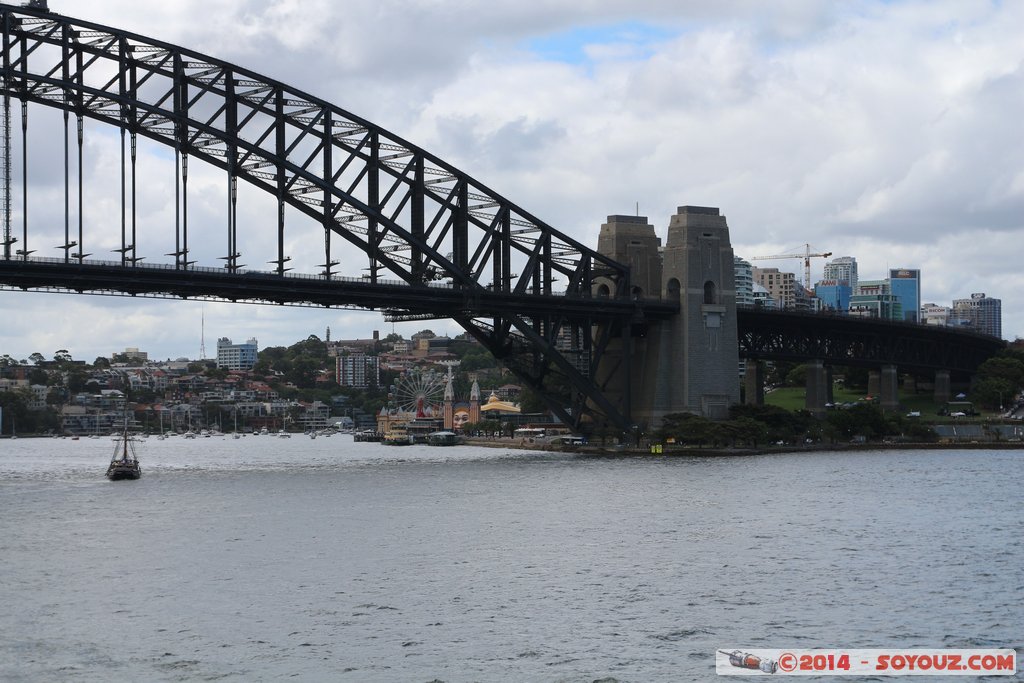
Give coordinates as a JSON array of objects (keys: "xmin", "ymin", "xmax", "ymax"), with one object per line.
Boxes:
[
  {"xmin": 737, "ymin": 306, "xmax": 1003, "ymax": 377},
  {"xmin": 0, "ymin": 257, "xmax": 1003, "ymax": 380},
  {"xmin": 0, "ymin": 256, "xmax": 679, "ymax": 321}
]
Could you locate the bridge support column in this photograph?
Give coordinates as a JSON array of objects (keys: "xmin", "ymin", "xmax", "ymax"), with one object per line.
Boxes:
[
  {"xmin": 867, "ymin": 370, "xmax": 881, "ymax": 399},
  {"xmin": 595, "ymin": 207, "xmax": 740, "ymax": 427},
  {"xmin": 744, "ymin": 361, "xmax": 764, "ymax": 406},
  {"xmin": 805, "ymin": 359, "xmax": 828, "ymax": 417},
  {"xmin": 934, "ymin": 370, "xmax": 951, "ymax": 404},
  {"xmin": 880, "ymin": 364, "xmax": 900, "ymax": 412}
]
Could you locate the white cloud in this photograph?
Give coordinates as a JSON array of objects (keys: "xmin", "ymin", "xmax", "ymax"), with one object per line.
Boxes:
[{"xmin": 2, "ymin": 0, "xmax": 1023, "ymax": 363}]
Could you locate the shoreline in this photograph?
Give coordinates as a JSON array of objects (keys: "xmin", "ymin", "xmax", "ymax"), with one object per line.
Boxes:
[
  {"xmin": 462, "ymin": 437, "xmax": 1024, "ymax": 457},
  {"xmin": 6, "ymin": 434, "xmax": 1023, "ymax": 457}
]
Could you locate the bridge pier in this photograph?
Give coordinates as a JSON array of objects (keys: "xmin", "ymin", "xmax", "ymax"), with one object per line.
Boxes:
[
  {"xmin": 867, "ymin": 370, "xmax": 880, "ymax": 399},
  {"xmin": 880, "ymin": 364, "xmax": 900, "ymax": 411},
  {"xmin": 595, "ymin": 207, "xmax": 740, "ymax": 427},
  {"xmin": 934, "ymin": 370, "xmax": 951, "ymax": 404},
  {"xmin": 743, "ymin": 361, "xmax": 765, "ymax": 406},
  {"xmin": 805, "ymin": 359, "xmax": 828, "ymax": 416}
]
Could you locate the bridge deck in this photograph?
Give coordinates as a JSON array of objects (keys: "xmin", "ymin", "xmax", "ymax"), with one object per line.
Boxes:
[{"xmin": 0, "ymin": 257, "xmax": 679, "ymax": 321}]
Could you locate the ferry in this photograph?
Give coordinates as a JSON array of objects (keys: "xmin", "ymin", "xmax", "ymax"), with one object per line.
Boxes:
[
  {"xmin": 382, "ymin": 426, "xmax": 413, "ymax": 445},
  {"xmin": 426, "ymin": 431, "xmax": 461, "ymax": 446}
]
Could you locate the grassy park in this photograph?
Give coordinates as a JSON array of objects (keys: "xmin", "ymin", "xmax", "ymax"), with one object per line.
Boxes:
[{"xmin": 763, "ymin": 384, "xmax": 1002, "ymax": 422}]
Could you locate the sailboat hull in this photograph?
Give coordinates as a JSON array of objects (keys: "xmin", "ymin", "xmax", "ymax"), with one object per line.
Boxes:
[{"xmin": 106, "ymin": 462, "xmax": 141, "ymax": 480}]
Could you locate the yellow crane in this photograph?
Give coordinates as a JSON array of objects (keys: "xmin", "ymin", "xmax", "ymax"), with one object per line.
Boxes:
[{"xmin": 750, "ymin": 244, "xmax": 832, "ymax": 290}]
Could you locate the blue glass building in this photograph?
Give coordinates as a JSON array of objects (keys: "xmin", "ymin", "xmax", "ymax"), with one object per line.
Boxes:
[
  {"xmin": 889, "ymin": 268, "xmax": 921, "ymax": 323},
  {"xmin": 814, "ymin": 279, "xmax": 853, "ymax": 312}
]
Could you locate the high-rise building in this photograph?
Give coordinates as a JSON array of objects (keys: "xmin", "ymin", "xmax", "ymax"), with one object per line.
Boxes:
[
  {"xmin": 752, "ymin": 267, "xmax": 797, "ymax": 309},
  {"xmin": 921, "ymin": 303, "xmax": 950, "ymax": 326},
  {"xmin": 952, "ymin": 293, "xmax": 1002, "ymax": 338},
  {"xmin": 889, "ymin": 268, "xmax": 921, "ymax": 323},
  {"xmin": 216, "ymin": 337, "xmax": 258, "ymax": 370},
  {"xmin": 336, "ymin": 353, "xmax": 379, "ymax": 388},
  {"xmin": 823, "ymin": 256, "xmax": 858, "ymax": 291},
  {"xmin": 849, "ymin": 279, "xmax": 902, "ymax": 320},
  {"xmin": 733, "ymin": 257, "xmax": 753, "ymax": 306},
  {"xmin": 816, "ymin": 256, "xmax": 857, "ymax": 313},
  {"xmin": 814, "ymin": 279, "xmax": 853, "ymax": 312}
]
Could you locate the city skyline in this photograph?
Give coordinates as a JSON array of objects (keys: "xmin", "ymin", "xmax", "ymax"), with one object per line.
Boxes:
[{"xmin": 1, "ymin": 0, "xmax": 1022, "ymax": 360}]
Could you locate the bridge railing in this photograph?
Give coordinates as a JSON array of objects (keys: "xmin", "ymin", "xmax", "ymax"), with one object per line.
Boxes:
[{"xmin": 0, "ymin": 254, "xmax": 669, "ymax": 304}]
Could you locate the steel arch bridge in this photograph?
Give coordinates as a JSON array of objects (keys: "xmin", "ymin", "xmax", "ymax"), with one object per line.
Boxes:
[
  {"xmin": 0, "ymin": 2, "xmax": 677, "ymax": 433},
  {"xmin": 737, "ymin": 307, "xmax": 1004, "ymax": 379}
]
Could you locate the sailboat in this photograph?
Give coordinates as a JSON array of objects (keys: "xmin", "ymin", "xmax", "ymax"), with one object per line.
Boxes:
[{"xmin": 106, "ymin": 423, "xmax": 141, "ymax": 480}]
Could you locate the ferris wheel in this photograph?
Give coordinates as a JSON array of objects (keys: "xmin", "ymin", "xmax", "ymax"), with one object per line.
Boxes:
[{"xmin": 392, "ymin": 369, "xmax": 447, "ymax": 417}]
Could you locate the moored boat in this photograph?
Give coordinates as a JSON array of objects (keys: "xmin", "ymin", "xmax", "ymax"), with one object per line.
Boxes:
[
  {"xmin": 382, "ymin": 426, "xmax": 412, "ymax": 445},
  {"xmin": 353, "ymin": 429, "xmax": 383, "ymax": 442},
  {"xmin": 426, "ymin": 431, "xmax": 461, "ymax": 446}
]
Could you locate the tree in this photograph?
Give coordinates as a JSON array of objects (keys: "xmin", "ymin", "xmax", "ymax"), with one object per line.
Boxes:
[
  {"xmin": 288, "ymin": 335, "xmax": 328, "ymax": 362},
  {"xmin": 46, "ymin": 386, "xmax": 67, "ymax": 406},
  {"xmin": 458, "ymin": 346, "xmax": 499, "ymax": 372},
  {"xmin": 658, "ymin": 412, "xmax": 720, "ymax": 447},
  {"xmin": 29, "ymin": 352, "xmax": 45, "ymax": 365},
  {"xmin": 730, "ymin": 404, "xmax": 814, "ymax": 444},
  {"xmin": 824, "ymin": 403, "xmax": 889, "ymax": 441},
  {"xmin": 53, "ymin": 349, "xmax": 73, "ymax": 365},
  {"xmin": 287, "ymin": 357, "xmax": 321, "ymax": 388},
  {"xmin": 976, "ymin": 356, "xmax": 1024, "ymax": 390},
  {"xmin": 0, "ymin": 388, "xmax": 31, "ymax": 435},
  {"xmin": 725, "ymin": 417, "xmax": 769, "ymax": 447},
  {"xmin": 66, "ymin": 368, "xmax": 90, "ymax": 393},
  {"xmin": 204, "ymin": 366, "xmax": 229, "ymax": 381},
  {"xmin": 93, "ymin": 356, "xmax": 111, "ymax": 368},
  {"xmin": 842, "ymin": 366, "xmax": 870, "ymax": 391},
  {"xmin": 517, "ymin": 386, "xmax": 548, "ymax": 414},
  {"xmin": 970, "ymin": 376, "xmax": 1015, "ymax": 411},
  {"xmin": 785, "ymin": 364, "xmax": 808, "ymax": 386}
]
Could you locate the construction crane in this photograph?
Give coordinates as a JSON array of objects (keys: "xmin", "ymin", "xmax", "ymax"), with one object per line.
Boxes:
[{"xmin": 750, "ymin": 244, "xmax": 832, "ymax": 290}]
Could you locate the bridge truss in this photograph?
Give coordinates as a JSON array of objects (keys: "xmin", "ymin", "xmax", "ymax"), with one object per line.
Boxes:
[
  {"xmin": 0, "ymin": 2, "xmax": 676, "ymax": 433},
  {"xmin": 737, "ymin": 307, "xmax": 1004, "ymax": 378}
]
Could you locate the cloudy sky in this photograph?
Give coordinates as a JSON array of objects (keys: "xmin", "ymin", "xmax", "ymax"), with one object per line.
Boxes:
[{"xmin": 1, "ymin": 0, "xmax": 1022, "ymax": 362}]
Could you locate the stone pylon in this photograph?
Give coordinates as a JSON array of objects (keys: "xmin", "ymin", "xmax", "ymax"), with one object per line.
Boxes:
[{"xmin": 594, "ymin": 207, "xmax": 741, "ymax": 428}]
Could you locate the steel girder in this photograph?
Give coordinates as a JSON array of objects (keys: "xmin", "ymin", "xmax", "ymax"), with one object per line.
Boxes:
[
  {"xmin": 737, "ymin": 308, "xmax": 1004, "ymax": 377},
  {"xmin": 0, "ymin": 3, "xmax": 662, "ymax": 432}
]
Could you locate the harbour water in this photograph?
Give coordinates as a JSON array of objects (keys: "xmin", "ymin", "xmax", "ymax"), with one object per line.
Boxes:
[{"xmin": 1, "ymin": 435, "xmax": 1020, "ymax": 681}]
